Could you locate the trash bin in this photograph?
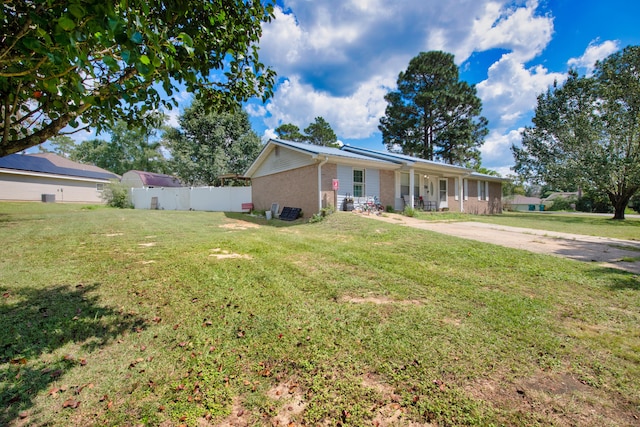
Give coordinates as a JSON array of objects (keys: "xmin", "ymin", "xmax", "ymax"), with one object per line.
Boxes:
[
  {"xmin": 265, "ymin": 210, "xmax": 272, "ymax": 220},
  {"xmin": 539, "ymin": 205, "xmax": 545, "ymax": 211},
  {"xmin": 41, "ymin": 194, "xmax": 55, "ymax": 203},
  {"xmin": 528, "ymin": 204, "xmax": 535, "ymax": 211}
]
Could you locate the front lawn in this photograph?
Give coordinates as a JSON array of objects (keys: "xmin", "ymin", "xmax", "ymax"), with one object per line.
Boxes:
[{"xmin": 1, "ymin": 203, "xmax": 638, "ymax": 426}]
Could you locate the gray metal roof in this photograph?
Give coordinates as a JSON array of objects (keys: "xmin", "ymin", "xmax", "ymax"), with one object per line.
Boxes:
[
  {"xmin": 341, "ymin": 145, "xmax": 470, "ymax": 171},
  {"xmin": 0, "ymin": 153, "xmax": 119, "ymax": 180},
  {"xmin": 270, "ymin": 139, "xmax": 400, "ymax": 164}
]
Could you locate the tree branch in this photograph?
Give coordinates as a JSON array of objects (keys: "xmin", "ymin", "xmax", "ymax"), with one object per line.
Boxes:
[
  {"xmin": 0, "ymin": 57, "xmax": 49, "ymax": 78},
  {"xmin": 0, "ymin": 102, "xmax": 93, "ymax": 156}
]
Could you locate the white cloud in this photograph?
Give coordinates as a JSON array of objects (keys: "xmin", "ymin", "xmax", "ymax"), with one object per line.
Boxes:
[
  {"xmin": 568, "ymin": 39, "xmax": 620, "ymax": 75},
  {"xmin": 259, "ymin": 0, "xmax": 557, "ymax": 144},
  {"xmin": 428, "ymin": 0, "xmax": 553, "ymax": 63},
  {"xmin": 476, "ymin": 53, "xmax": 565, "ymax": 127},
  {"xmin": 260, "ymin": 74, "xmax": 394, "ymax": 139},
  {"xmin": 481, "ymin": 128, "xmax": 523, "ymax": 167}
]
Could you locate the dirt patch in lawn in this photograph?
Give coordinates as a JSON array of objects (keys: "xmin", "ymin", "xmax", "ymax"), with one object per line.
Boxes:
[
  {"xmin": 341, "ymin": 295, "xmax": 423, "ymax": 306},
  {"xmin": 209, "ymin": 248, "xmax": 252, "ymax": 260},
  {"xmin": 466, "ymin": 370, "xmax": 638, "ymax": 426},
  {"xmin": 219, "ymin": 220, "xmax": 261, "ymax": 231}
]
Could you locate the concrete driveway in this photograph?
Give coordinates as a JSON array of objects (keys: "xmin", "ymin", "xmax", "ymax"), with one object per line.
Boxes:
[{"xmin": 361, "ymin": 212, "xmax": 640, "ymax": 274}]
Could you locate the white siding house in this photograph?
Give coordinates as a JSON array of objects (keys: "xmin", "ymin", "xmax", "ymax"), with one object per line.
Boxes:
[{"xmin": 0, "ymin": 153, "xmax": 119, "ymax": 203}]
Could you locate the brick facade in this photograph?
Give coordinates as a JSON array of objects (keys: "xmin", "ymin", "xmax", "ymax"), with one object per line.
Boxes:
[{"xmin": 251, "ymin": 164, "xmax": 319, "ymax": 218}]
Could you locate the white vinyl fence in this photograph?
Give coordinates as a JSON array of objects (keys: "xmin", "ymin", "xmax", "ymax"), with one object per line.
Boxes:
[{"xmin": 131, "ymin": 186, "xmax": 252, "ymax": 212}]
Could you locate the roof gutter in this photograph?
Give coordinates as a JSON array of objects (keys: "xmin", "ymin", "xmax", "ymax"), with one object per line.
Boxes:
[{"xmin": 317, "ymin": 156, "xmax": 329, "ymax": 213}]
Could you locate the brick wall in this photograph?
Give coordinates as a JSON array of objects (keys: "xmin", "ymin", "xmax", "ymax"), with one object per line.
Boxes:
[
  {"xmin": 463, "ymin": 180, "xmax": 502, "ymax": 214},
  {"xmin": 251, "ymin": 164, "xmax": 320, "ymax": 218},
  {"xmin": 379, "ymin": 170, "xmax": 395, "ymax": 209}
]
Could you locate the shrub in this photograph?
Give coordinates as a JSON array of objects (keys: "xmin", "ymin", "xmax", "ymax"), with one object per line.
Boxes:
[
  {"xmin": 576, "ymin": 190, "xmax": 613, "ymax": 213},
  {"xmin": 385, "ymin": 205, "xmax": 394, "ymax": 213},
  {"xmin": 102, "ymin": 180, "xmax": 133, "ymax": 208},
  {"xmin": 546, "ymin": 197, "xmax": 575, "ymax": 211},
  {"xmin": 403, "ymin": 206, "xmax": 416, "ymax": 217},
  {"xmin": 309, "ymin": 207, "xmax": 334, "ymax": 223}
]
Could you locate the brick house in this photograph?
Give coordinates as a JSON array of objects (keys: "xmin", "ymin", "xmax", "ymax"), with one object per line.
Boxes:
[{"xmin": 245, "ymin": 139, "xmax": 504, "ymax": 218}]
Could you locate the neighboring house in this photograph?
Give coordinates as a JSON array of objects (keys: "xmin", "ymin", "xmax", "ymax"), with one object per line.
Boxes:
[
  {"xmin": 121, "ymin": 170, "xmax": 182, "ymax": 188},
  {"xmin": 503, "ymin": 195, "xmax": 544, "ymax": 212},
  {"xmin": 0, "ymin": 153, "xmax": 119, "ymax": 203},
  {"xmin": 245, "ymin": 139, "xmax": 505, "ymax": 218}
]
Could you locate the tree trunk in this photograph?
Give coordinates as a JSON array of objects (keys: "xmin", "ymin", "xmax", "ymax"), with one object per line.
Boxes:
[{"xmin": 610, "ymin": 192, "xmax": 631, "ymax": 220}]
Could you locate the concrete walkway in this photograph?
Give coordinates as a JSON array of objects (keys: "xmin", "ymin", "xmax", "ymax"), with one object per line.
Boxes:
[{"xmin": 359, "ymin": 212, "xmax": 640, "ymax": 274}]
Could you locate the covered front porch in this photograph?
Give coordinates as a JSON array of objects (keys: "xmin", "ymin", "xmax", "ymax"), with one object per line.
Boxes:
[{"xmin": 394, "ymin": 167, "xmax": 469, "ymax": 212}]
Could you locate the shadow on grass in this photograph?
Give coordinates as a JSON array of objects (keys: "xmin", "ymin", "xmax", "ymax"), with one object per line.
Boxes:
[
  {"xmin": 606, "ymin": 273, "xmax": 640, "ymax": 291},
  {"xmin": 0, "ymin": 284, "xmax": 146, "ymax": 424}
]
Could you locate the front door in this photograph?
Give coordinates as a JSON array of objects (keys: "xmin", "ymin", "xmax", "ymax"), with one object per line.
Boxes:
[{"xmin": 439, "ymin": 179, "xmax": 448, "ymax": 209}]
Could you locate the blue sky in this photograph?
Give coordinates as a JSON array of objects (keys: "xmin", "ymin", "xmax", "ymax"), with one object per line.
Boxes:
[
  {"xmin": 44, "ymin": 0, "xmax": 639, "ymax": 177},
  {"xmin": 237, "ymin": 0, "xmax": 640, "ymax": 176}
]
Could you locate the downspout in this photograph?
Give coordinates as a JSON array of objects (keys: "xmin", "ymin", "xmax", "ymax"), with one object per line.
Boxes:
[{"xmin": 318, "ymin": 156, "xmax": 329, "ymax": 213}]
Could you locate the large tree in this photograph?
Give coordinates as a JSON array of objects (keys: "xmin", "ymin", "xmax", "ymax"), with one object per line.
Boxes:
[
  {"xmin": 0, "ymin": 0, "xmax": 276, "ymax": 156},
  {"xmin": 275, "ymin": 117, "xmax": 338, "ymax": 147},
  {"xmin": 274, "ymin": 123, "xmax": 305, "ymax": 142},
  {"xmin": 513, "ymin": 46, "xmax": 640, "ymax": 220},
  {"xmin": 304, "ymin": 116, "xmax": 338, "ymax": 147},
  {"xmin": 163, "ymin": 101, "xmax": 261, "ymax": 186},
  {"xmin": 70, "ymin": 120, "xmax": 168, "ymax": 175},
  {"xmin": 379, "ymin": 51, "xmax": 488, "ymax": 166}
]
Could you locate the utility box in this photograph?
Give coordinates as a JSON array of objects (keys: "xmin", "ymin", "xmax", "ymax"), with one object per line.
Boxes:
[{"xmin": 41, "ymin": 194, "xmax": 55, "ymax": 203}]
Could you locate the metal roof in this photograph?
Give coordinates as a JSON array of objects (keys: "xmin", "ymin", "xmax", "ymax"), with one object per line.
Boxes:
[
  {"xmin": 0, "ymin": 153, "xmax": 119, "ymax": 181},
  {"xmin": 270, "ymin": 139, "xmax": 399, "ymax": 164},
  {"xmin": 125, "ymin": 170, "xmax": 182, "ymax": 187}
]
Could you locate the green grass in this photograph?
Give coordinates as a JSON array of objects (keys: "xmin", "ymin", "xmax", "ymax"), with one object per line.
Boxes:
[
  {"xmin": 1, "ymin": 203, "xmax": 639, "ymax": 426},
  {"xmin": 414, "ymin": 210, "xmax": 640, "ymax": 240}
]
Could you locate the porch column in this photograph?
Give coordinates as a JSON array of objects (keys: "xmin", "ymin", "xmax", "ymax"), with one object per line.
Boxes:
[{"xmin": 408, "ymin": 169, "xmax": 415, "ymax": 208}]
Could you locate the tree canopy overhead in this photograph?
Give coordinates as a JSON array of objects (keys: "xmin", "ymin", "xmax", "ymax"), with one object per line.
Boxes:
[
  {"xmin": 513, "ymin": 45, "xmax": 640, "ymax": 220},
  {"xmin": 0, "ymin": 0, "xmax": 276, "ymax": 156},
  {"xmin": 379, "ymin": 51, "xmax": 488, "ymax": 166}
]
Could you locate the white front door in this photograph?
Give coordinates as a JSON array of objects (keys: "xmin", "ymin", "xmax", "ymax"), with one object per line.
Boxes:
[{"xmin": 439, "ymin": 179, "xmax": 448, "ymax": 209}]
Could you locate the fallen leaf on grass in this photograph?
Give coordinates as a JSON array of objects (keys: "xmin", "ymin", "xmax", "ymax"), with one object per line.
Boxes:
[
  {"xmin": 62, "ymin": 399, "xmax": 81, "ymax": 409},
  {"xmin": 433, "ymin": 379, "xmax": 446, "ymax": 391},
  {"xmin": 49, "ymin": 370, "xmax": 63, "ymax": 378},
  {"xmin": 3, "ymin": 292, "xmax": 10, "ymax": 298},
  {"xmin": 10, "ymin": 357, "xmax": 27, "ymax": 365}
]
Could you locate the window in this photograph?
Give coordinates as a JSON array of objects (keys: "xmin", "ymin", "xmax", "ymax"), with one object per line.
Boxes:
[
  {"xmin": 353, "ymin": 169, "xmax": 364, "ymax": 197},
  {"xmin": 463, "ymin": 179, "xmax": 468, "ymax": 201},
  {"xmin": 96, "ymin": 183, "xmax": 104, "ymax": 191},
  {"xmin": 400, "ymin": 172, "xmax": 410, "ymax": 197},
  {"xmin": 454, "ymin": 178, "xmax": 459, "ymax": 201},
  {"xmin": 439, "ymin": 179, "xmax": 447, "ymax": 202},
  {"xmin": 478, "ymin": 181, "xmax": 489, "ymax": 201}
]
